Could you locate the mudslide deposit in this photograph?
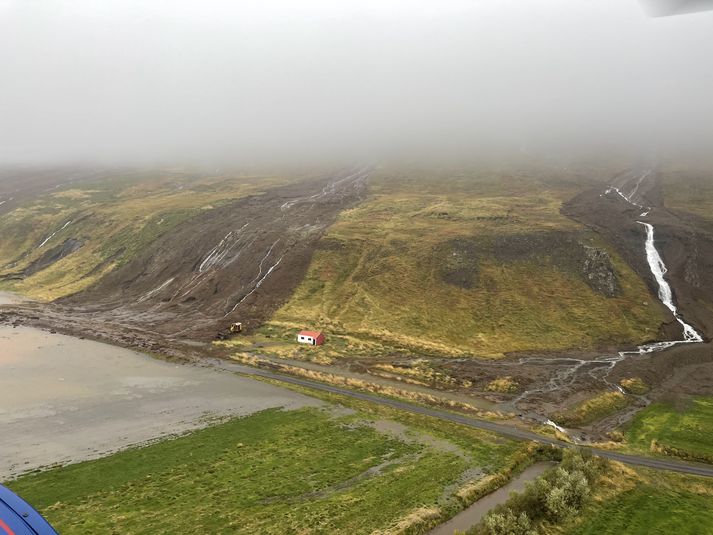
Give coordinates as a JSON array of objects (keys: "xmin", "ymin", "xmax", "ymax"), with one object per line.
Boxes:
[{"xmin": 3, "ymin": 167, "xmax": 369, "ymax": 345}]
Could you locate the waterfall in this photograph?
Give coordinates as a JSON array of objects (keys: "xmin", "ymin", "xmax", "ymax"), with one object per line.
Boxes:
[{"xmin": 638, "ymin": 221, "xmax": 702, "ymax": 343}]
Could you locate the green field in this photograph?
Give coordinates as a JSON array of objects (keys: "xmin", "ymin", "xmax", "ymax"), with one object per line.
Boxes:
[
  {"xmin": 7, "ymin": 406, "xmax": 527, "ymax": 534},
  {"xmin": 624, "ymin": 396, "xmax": 713, "ymax": 463},
  {"xmin": 0, "ymin": 170, "xmax": 290, "ymax": 300},
  {"xmin": 262, "ymin": 168, "xmax": 664, "ymax": 357},
  {"xmin": 566, "ymin": 468, "xmax": 713, "ymax": 535}
]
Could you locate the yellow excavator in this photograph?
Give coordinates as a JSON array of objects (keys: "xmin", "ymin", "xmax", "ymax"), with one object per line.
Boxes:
[{"xmin": 230, "ymin": 322, "xmax": 243, "ymax": 334}]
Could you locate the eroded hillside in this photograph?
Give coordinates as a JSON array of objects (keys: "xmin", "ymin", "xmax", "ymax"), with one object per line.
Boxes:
[{"xmin": 0, "ymin": 166, "xmax": 370, "ymax": 343}]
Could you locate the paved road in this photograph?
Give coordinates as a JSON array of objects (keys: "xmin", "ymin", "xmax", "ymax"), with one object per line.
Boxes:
[{"xmin": 214, "ymin": 361, "xmax": 713, "ymax": 478}]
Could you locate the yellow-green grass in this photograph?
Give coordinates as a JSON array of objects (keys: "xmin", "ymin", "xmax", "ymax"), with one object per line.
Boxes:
[
  {"xmin": 268, "ymin": 169, "xmax": 665, "ymax": 357},
  {"xmin": 559, "ymin": 465, "xmax": 713, "ymax": 535},
  {"xmin": 0, "ymin": 170, "xmax": 291, "ymax": 300},
  {"xmin": 624, "ymin": 396, "xmax": 713, "ymax": 464},
  {"xmin": 554, "ymin": 391, "xmax": 630, "ymax": 427},
  {"xmin": 7, "ymin": 407, "xmax": 527, "ymax": 535},
  {"xmin": 485, "ymin": 376, "xmax": 519, "ymax": 393},
  {"xmin": 619, "ymin": 377, "xmax": 649, "ymax": 395},
  {"xmin": 661, "ymin": 165, "xmax": 713, "ymax": 223}
]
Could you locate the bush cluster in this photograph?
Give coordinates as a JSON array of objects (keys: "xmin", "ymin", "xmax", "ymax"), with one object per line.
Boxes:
[{"xmin": 467, "ymin": 450, "xmax": 606, "ymax": 535}]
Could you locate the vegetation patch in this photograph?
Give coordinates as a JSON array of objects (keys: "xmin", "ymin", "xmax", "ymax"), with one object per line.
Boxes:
[
  {"xmin": 371, "ymin": 360, "xmax": 473, "ymax": 389},
  {"xmin": 554, "ymin": 392, "xmax": 630, "ymax": 427},
  {"xmin": 619, "ymin": 377, "xmax": 648, "ymax": 395},
  {"xmin": 624, "ymin": 396, "xmax": 713, "ymax": 464},
  {"xmin": 467, "ymin": 450, "xmax": 607, "ymax": 535},
  {"xmin": 562, "ymin": 465, "xmax": 713, "ymax": 535},
  {"xmin": 486, "ymin": 377, "xmax": 519, "ymax": 393}
]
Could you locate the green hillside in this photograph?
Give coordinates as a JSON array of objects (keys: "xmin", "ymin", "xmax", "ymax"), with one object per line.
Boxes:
[{"xmin": 269, "ymin": 167, "xmax": 665, "ymax": 357}]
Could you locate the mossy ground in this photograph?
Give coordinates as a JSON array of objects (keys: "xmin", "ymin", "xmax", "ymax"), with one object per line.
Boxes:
[{"xmin": 661, "ymin": 164, "xmax": 713, "ymax": 223}]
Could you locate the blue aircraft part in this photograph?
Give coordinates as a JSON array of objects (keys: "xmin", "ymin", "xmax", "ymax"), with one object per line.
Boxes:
[{"xmin": 0, "ymin": 485, "xmax": 58, "ymax": 535}]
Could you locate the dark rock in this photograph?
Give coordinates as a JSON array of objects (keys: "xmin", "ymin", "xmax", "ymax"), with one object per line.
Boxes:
[
  {"xmin": 24, "ymin": 239, "xmax": 83, "ymax": 276},
  {"xmin": 580, "ymin": 244, "xmax": 620, "ymax": 297},
  {"xmin": 492, "ymin": 230, "xmax": 621, "ymax": 297},
  {"xmin": 435, "ymin": 237, "xmax": 479, "ymax": 289}
]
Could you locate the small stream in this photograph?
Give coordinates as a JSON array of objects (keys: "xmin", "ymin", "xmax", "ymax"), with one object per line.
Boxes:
[{"xmin": 428, "ymin": 462, "xmax": 555, "ymax": 535}]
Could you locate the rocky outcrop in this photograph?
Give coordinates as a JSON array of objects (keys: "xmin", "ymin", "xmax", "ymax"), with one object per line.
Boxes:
[
  {"xmin": 436, "ymin": 231, "xmax": 621, "ymax": 296},
  {"xmin": 580, "ymin": 244, "xmax": 620, "ymax": 297}
]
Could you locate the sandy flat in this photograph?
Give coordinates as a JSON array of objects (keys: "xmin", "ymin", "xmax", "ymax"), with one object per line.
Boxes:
[{"xmin": 0, "ymin": 325, "xmax": 318, "ymax": 480}]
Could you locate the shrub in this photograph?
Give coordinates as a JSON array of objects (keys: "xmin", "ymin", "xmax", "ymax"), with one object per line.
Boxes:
[
  {"xmin": 470, "ymin": 450, "xmax": 604, "ymax": 534},
  {"xmin": 484, "ymin": 510, "xmax": 535, "ymax": 535}
]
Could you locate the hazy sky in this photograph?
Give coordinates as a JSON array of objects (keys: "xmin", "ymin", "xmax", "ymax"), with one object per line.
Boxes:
[{"xmin": 1, "ymin": 0, "xmax": 712, "ymax": 165}]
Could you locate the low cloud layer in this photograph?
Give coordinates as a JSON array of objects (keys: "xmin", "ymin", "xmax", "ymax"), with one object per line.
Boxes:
[{"xmin": 1, "ymin": 0, "xmax": 712, "ymax": 165}]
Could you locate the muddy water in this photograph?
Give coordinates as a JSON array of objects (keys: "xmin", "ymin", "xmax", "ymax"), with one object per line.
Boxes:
[
  {"xmin": 429, "ymin": 462, "xmax": 555, "ymax": 535},
  {"xmin": 0, "ymin": 325, "xmax": 319, "ymax": 480}
]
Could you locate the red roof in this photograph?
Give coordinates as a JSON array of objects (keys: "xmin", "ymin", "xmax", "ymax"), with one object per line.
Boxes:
[{"xmin": 298, "ymin": 330, "xmax": 323, "ymax": 338}]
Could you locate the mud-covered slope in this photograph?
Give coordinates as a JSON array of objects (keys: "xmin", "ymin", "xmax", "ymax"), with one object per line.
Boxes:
[
  {"xmin": 0, "ymin": 167, "xmax": 120, "ymax": 216},
  {"xmin": 563, "ymin": 168, "xmax": 713, "ymax": 340},
  {"xmin": 58, "ymin": 167, "xmax": 369, "ymax": 339}
]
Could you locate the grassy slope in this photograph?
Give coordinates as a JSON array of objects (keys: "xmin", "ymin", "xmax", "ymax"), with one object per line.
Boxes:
[
  {"xmin": 7, "ymin": 407, "xmax": 524, "ymax": 535},
  {"xmin": 562, "ymin": 465, "xmax": 713, "ymax": 535},
  {"xmin": 0, "ymin": 170, "xmax": 290, "ymax": 300},
  {"xmin": 660, "ymin": 164, "xmax": 713, "ymax": 223},
  {"xmin": 266, "ymin": 167, "xmax": 664, "ymax": 357},
  {"xmin": 624, "ymin": 396, "xmax": 713, "ymax": 463}
]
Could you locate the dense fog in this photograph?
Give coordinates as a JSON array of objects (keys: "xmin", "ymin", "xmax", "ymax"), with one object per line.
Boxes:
[{"xmin": 1, "ymin": 0, "xmax": 712, "ymax": 165}]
